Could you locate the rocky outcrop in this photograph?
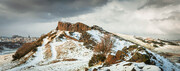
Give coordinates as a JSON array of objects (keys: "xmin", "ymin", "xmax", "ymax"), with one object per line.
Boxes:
[
  {"xmin": 91, "ymin": 25, "xmax": 109, "ymax": 34},
  {"xmin": 57, "ymin": 21, "xmax": 91, "ymax": 33},
  {"xmin": 91, "ymin": 45, "xmax": 154, "ymax": 66},
  {"xmin": 57, "ymin": 21, "xmax": 108, "ymax": 34}
]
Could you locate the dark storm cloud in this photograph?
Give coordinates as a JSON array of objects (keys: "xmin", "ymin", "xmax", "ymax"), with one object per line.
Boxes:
[{"xmin": 0, "ymin": 0, "xmax": 108, "ymax": 24}]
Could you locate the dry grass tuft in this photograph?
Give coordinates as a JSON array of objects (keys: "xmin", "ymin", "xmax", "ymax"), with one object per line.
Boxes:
[
  {"xmin": 89, "ymin": 35, "xmax": 115, "ymax": 67},
  {"xmin": 94, "ymin": 35, "xmax": 115, "ymax": 55}
]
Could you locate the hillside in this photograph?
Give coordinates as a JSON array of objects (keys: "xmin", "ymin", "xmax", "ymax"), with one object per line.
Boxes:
[
  {"xmin": 0, "ymin": 22, "xmax": 179, "ymax": 71},
  {"xmin": 115, "ymin": 33, "xmax": 180, "ymax": 63}
]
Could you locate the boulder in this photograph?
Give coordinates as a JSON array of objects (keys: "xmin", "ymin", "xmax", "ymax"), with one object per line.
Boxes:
[
  {"xmin": 116, "ymin": 50, "xmax": 126, "ymax": 61},
  {"xmin": 105, "ymin": 54, "xmax": 117, "ymax": 65},
  {"xmin": 128, "ymin": 53, "xmax": 150, "ymax": 63}
]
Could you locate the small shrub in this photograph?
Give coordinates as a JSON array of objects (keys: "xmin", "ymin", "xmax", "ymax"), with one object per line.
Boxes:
[
  {"xmin": 88, "ymin": 54, "xmax": 106, "ymax": 67},
  {"xmin": 153, "ymin": 44, "xmax": 158, "ymax": 47},
  {"xmin": 94, "ymin": 35, "xmax": 115, "ymax": 55},
  {"xmin": 69, "ymin": 32, "xmax": 74, "ymax": 35},
  {"xmin": 13, "ymin": 42, "xmax": 35, "ymax": 60},
  {"xmin": 80, "ymin": 32, "xmax": 96, "ymax": 49}
]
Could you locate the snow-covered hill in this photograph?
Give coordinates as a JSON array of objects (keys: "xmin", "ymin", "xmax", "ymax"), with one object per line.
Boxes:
[{"xmin": 0, "ymin": 22, "xmax": 179, "ymax": 71}]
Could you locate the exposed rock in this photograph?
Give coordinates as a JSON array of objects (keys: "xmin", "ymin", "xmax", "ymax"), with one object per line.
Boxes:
[
  {"xmin": 85, "ymin": 68, "xmax": 89, "ymax": 71},
  {"xmin": 122, "ymin": 45, "xmax": 138, "ymax": 53},
  {"xmin": 116, "ymin": 50, "xmax": 126, "ymax": 61},
  {"xmin": 91, "ymin": 25, "xmax": 109, "ymax": 34},
  {"xmin": 93, "ymin": 68, "xmax": 98, "ymax": 71},
  {"xmin": 104, "ymin": 54, "xmax": 117, "ymax": 66},
  {"xmin": 128, "ymin": 53, "xmax": 150, "ymax": 63},
  {"xmin": 131, "ymin": 67, "xmax": 136, "ymax": 71},
  {"xmin": 57, "ymin": 21, "xmax": 91, "ymax": 33}
]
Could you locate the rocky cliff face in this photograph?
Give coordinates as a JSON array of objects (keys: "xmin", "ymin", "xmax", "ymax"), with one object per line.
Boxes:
[
  {"xmin": 0, "ymin": 22, "xmax": 179, "ymax": 71},
  {"xmin": 57, "ymin": 21, "xmax": 91, "ymax": 33}
]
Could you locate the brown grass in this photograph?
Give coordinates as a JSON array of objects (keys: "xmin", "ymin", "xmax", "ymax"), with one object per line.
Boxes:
[
  {"xmin": 56, "ymin": 45, "xmax": 64, "ymax": 59},
  {"xmin": 62, "ymin": 58, "xmax": 77, "ymax": 61},
  {"xmin": 13, "ymin": 34, "xmax": 48, "ymax": 60},
  {"xmin": 13, "ymin": 42, "xmax": 36, "ymax": 61},
  {"xmin": 44, "ymin": 44, "xmax": 52, "ymax": 60},
  {"xmin": 50, "ymin": 60, "xmax": 61, "ymax": 64},
  {"xmin": 94, "ymin": 35, "xmax": 115, "ymax": 55}
]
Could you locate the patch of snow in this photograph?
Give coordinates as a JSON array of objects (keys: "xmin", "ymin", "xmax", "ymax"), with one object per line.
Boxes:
[
  {"xmin": 87, "ymin": 30, "xmax": 104, "ymax": 43},
  {"xmin": 48, "ymin": 39, "xmax": 58, "ymax": 61},
  {"xmin": 113, "ymin": 39, "xmax": 133, "ymax": 51},
  {"xmin": 65, "ymin": 31, "xmax": 81, "ymax": 40},
  {"xmin": 154, "ymin": 45, "xmax": 180, "ymax": 54},
  {"xmin": 111, "ymin": 38, "xmax": 133, "ymax": 55},
  {"xmin": 51, "ymin": 29, "xmax": 57, "ymax": 34},
  {"xmin": 138, "ymin": 51, "xmax": 147, "ymax": 55},
  {"xmin": 176, "ymin": 63, "xmax": 180, "ymax": 66},
  {"xmin": 0, "ymin": 47, "xmax": 17, "ymax": 55},
  {"xmin": 146, "ymin": 49, "xmax": 180, "ymax": 71},
  {"xmin": 142, "ymin": 65, "xmax": 161, "ymax": 71}
]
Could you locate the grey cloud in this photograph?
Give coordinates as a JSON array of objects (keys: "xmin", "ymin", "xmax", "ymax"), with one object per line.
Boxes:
[
  {"xmin": 139, "ymin": 0, "xmax": 180, "ymax": 9},
  {"xmin": 162, "ymin": 11, "xmax": 180, "ymax": 21},
  {"xmin": 151, "ymin": 11, "xmax": 180, "ymax": 21}
]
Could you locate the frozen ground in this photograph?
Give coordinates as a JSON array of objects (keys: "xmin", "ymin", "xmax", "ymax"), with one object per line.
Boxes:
[
  {"xmin": 155, "ymin": 45, "xmax": 180, "ymax": 54},
  {"xmin": 0, "ymin": 47, "xmax": 17, "ymax": 55},
  {"xmin": 0, "ymin": 53, "xmax": 14, "ymax": 66}
]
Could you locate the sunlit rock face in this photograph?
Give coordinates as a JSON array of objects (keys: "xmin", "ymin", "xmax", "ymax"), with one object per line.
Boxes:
[{"xmin": 57, "ymin": 21, "xmax": 91, "ymax": 33}]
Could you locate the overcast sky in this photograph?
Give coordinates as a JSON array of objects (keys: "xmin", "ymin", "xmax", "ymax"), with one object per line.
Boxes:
[{"xmin": 0, "ymin": 0, "xmax": 180, "ymax": 40}]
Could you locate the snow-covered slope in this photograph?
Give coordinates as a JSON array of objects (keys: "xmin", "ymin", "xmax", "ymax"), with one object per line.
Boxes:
[
  {"xmin": 115, "ymin": 33, "xmax": 180, "ymax": 63},
  {"xmin": 0, "ymin": 22, "xmax": 179, "ymax": 71}
]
